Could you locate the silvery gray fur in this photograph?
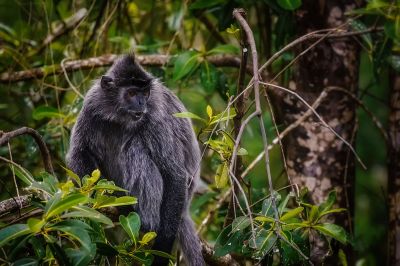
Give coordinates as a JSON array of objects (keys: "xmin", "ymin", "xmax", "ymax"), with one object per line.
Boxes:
[{"xmin": 66, "ymin": 54, "xmax": 205, "ymax": 265}]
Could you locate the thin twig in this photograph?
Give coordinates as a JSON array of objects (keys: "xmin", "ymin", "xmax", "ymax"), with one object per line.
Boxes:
[
  {"xmin": 32, "ymin": 8, "xmax": 88, "ymax": 56},
  {"xmin": 7, "ymin": 143, "xmax": 21, "ymax": 208},
  {"xmin": 233, "ymin": 8, "xmax": 280, "ymax": 218},
  {"xmin": 224, "ymin": 20, "xmax": 249, "ymax": 227},
  {"xmin": 260, "ymin": 82, "xmax": 366, "ymax": 170},
  {"xmin": 243, "ymin": 86, "xmax": 386, "ymax": 177},
  {"xmin": 197, "ymin": 189, "xmax": 231, "ymax": 233}
]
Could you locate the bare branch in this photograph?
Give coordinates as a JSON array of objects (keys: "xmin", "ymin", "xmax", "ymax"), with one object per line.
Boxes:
[
  {"xmin": 0, "ymin": 54, "xmax": 241, "ymax": 83},
  {"xmin": 0, "ymin": 195, "xmax": 31, "ymax": 217},
  {"xmin": 258, "ymin": 26, "xmax": 383, "ymax": 76},
  {"xmin": 33, "ymin": 8, "xmax": 88, "ymax": 55},
  {"xmin": 260, "ymin": 82, "xmax": 366, "ymax": 169},
  {"xmin": 232, "ymin": 8, "xmax": 280, "ymax": 221},
  {"xmin": 0, "ymin": 127, "xmax": 54, "ymax": 175},
  {"xmin": 224, "ymin": 12, "xmax": 249, "ymax": 227}
]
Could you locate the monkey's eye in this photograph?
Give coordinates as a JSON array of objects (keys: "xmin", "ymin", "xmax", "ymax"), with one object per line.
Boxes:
[
  {"xmin": 143, "ymin": 91, "xmax": 150, "ymax": 97},
  {"xmin": 128, "ymin": 90, "xmax": 136, "ymax": 97}
]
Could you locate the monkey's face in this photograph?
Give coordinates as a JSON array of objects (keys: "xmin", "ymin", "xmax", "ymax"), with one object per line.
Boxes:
[
  {"xmin": 121, "ymin": 85, "xmax": 150, "ymax": 121},
  {"xmin": 101, "ymin": 75, "xmax": 151, "ymax": 122}
]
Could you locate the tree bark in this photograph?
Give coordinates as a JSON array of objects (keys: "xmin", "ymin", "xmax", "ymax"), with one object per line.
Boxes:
[
  {"xmin": 277, "ymin": 1, "xmax": 361, "ymax": 263},
  {"xmin": 388, "ymin": 72, "xmax": 400, "ymax": 265}
]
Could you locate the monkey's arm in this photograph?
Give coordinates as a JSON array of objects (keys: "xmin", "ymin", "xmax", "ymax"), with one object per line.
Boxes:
[
  {"xmin": 124, "ymin": 141, "xmax": 163, "ymax": 233},
  {"xmin": 66, "ymin": 145, "xmax": 98, "ymax": 178},
  {"xmin": 151, "ymin": 164, "xmax": 188, "ymax": 265}
]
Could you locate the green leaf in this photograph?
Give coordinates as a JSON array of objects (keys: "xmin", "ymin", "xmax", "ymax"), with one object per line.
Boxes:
[
  {"xmin": 61, "ymin": 166, "xmax": 81, "ymax": 187},
  {"xmin": 30, "ymin": 172, "xmax": 59, "ymax": 195},
  {"xmin": 318, "ymin": 190, "xmax": 337, "ymax": 213},
  {"xmin": 0, "ymin": 224, "xmax": 31, "ymax": 247},
  {"xmin": 237, "ymin": 148, "xmax": 248, "ymax": 156},
  {"xmin": 119, "ymin": 212, "xmax": 141, "ymax": 241},
  {"xmin": 280, "ymin": 207, "xmax": 304, "ymax": 221},
  {"xmin": 277, "ymin": 0, "xmax": 302, "ymax": 10},
  {"xmin": 210, "ymin": 108, "xmax": 237, "ymax": 125},
  {"xmin": 32, "ymin": 106, "xmax": 65, "ymax": 120},
  {"xmin": 173, "ymin": 51, "xmax": 201, "ymax": 81},
  {"xmin": 384, "ymin": 17, "xmax": 400, "ymax": 42},
  {"xmin": 206, "ymin": 105, "xmax": 213, "ymax": 118},
  {"xmin": 45, "ymin": 193, "xmax": 88, "ymax": 219},
  {"xmin": 261, "ymin": 192, "xmax": 281, "ymax": 216},
  {"xmin": 319, "ymin": 208, "xmax": 346, "ymax": 220},
  {"xmin": 9, "ymin": 235, "xmax": 32, "ymax": 260},
  {"xmin": 95, "ymin": 195, "xmax": 137, "ymax": 208},
  {"xmin": 214, "ymin": 225, "xmax": 244, "ymax": 257},
  {"xmin": 350, "ymin": 20, "xmax": 373, "ymax": 50},
  {"xmin": 313, "ymin": 223, "xmax": 348, "ymax": 244},
  {"xmin": 27, "ymin": 218, "xmax": 45, "ymax": 233},
  {"xmin": 145, "ymin": 249, "xmax": 175, "ymax": 260},
  {"xmin": 61, "ymin": 206, "xmax": 113, "ymax": 226},
  {"xmin": 251, "ymin": 230, "xmax": 277, "ymax": 258},
  {"xmin": 66, "ymin": 245, "xmax": 96, "ymax": 266},
  {"xmin": 189, "ymin": 0, "xmax": 226, "ymax": 10},
  {"xmin": 215, "ymin": 163, "xmax": 229, "ymax": 188},
  {"xmin": 48, "ymin": 242, "xmax": 69, "ymax": 266},
  {"xmin": 255, "ymin": 216, "xmax": 275, "ymax": 223},
  {"xmin": 338, "ymin": 248, "xmax": 348, "ymax": 266},
  {"xmin": 279, "ymin": 191, "xmax": 295, "ymax": 215},
  {"xmin": 12, "ymin": 258, "xmax": 38, "ymax": 266},
  {"xmin": 281, "ymin": 222, "xmax": 309, "ymax": 231},
  {"xmin": 173, "ymin": 112, "xmax": 206, "ymax": 123},
  {"xmin": 28, "ymin": 237, "xmax": 46, "ymax": 260},
  {"xmin": 82, "ymin": 169, "xmax": 101, "ymax": 188},
  {"xmin": 280, "ymin": 231, "xmax": 309, "ymax": 265},
  {"xmin": 90, "ymin": 183, "xmax": 128, "ymax": 192},
  {"xmin": 232, "ymin": 216, "xmax": 251, "ymax": 231},
  {"xmin": 10, "ymin": 164, "xmax": 34, "ymax": 186},
  {"xmin": 139, "ymin": 231, "xmax": 157, "ymax": 245},
  {"xmin": 91, "ymin": 169, "xmax": 101, "ymax": 180},
  {"xmin": 226, "ymin": 24, "xmax": 240, "ymax": 35},
  {"xmin": 207, "ymin": 44, "xmax": 240, "ymax": 55},
  {"xmin": 308, "ymin": 205, "xmax": 319, "ymax": 223},
  {"xmin": 50, "ymin": 221, "xmax": 93, "ymax": 251},
  {"xmin": 201, "ymin": 63, "xmax": 219, "ymax": 93}
]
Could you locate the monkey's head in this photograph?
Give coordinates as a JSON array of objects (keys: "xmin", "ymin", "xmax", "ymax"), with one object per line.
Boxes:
[
  {"xmin": 101, "ymin": 75, "xmax": 151, "ymax": 121},
  {"xmin": 96, "ymin": 54, "xmax": 154, "ymax": 123}
]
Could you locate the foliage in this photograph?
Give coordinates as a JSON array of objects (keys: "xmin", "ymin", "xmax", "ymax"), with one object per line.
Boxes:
[
  {"xmin": 0, "ymin": 168, "xmax": 171, "ymax": 265},
  {"xmin": 213, "ymin": 190, "xmax": 348, "ymax": 264}
]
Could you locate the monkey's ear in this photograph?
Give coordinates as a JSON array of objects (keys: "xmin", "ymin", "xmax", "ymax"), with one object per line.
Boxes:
[{"xmin": 101, "ymin": 75, "xmax": 115, "ymax": 90}]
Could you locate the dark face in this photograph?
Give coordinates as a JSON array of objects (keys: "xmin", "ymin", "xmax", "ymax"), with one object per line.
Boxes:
[{"xmin": 101, "ymin": 75, "xmax": 151, "ymax": 121}]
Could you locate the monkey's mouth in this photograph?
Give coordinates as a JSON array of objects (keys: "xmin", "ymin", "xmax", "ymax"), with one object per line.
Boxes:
[{"xmin": 128, "ymin": 110, "xmax": 144, "ymax": 121}]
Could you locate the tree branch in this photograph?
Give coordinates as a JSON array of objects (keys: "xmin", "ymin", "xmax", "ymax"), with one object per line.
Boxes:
[
  {"xmin": 0, "ymin": 127, "xmax": 54, "ymax": 175},
  {"xmin": 224, "ymin": 10, "xmax": 249, "ymax": 227},
  {"xmin": 0, "ymin": 54, "xmax": 241, "ymax": 83},
  {"xmin": 34, "ymin": 8, "xmax": 88, "ymax": 55},
  {"xmin": 0, "ymin": 195, "xmax": 31, "ymax": 217}
]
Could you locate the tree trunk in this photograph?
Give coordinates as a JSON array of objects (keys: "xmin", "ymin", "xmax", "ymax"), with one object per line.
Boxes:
[
  {"xmin": 388, "ymin": 72, "xmax": 400, "ymax": 265},
  {"xmin": 277, "ymin": 1, "xmax": 361, "ymax": 263}
]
